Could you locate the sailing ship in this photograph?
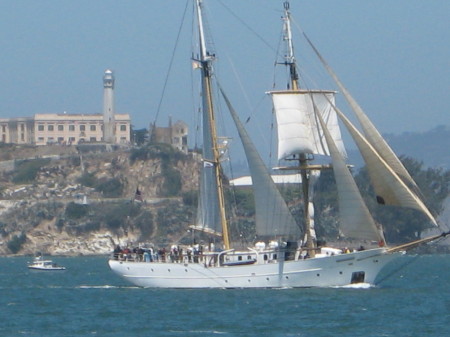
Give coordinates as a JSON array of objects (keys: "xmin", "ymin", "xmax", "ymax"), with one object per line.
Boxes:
[{"xmin": 108, "ymin": 0, "xmax": 448, "ymax": 288}]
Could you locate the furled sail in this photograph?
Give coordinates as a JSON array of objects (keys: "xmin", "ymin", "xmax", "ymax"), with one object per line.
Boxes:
[
  {"xmin": 220, "ymin": 87, "xmax": 300, "ymax": 237},
  {"xmin": 331, "ymin": 103, "xmax": 438, "ymax": 226},
  {"xmin": 193, "ymin": 0, "xmax": 222, "ymax": 236},
  {"xmin": 268, "ymin": 90, "xmax": 346, "ymax": 160},
  {"xmin": 314, "ymin": 100, "xmax": 384, "ymax": 242},
  {"xmin": 194, "ymin": 89, "xmax": 222, "ymax": 235},
  {"xmin": 303, "ymin": 33, "xmax": 421, "ymax": 196}
]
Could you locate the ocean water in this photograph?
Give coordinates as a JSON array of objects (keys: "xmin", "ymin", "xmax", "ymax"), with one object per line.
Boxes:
[{"xmin": 0, "ymin": 254, "xmax": 449, "ymax": 337}]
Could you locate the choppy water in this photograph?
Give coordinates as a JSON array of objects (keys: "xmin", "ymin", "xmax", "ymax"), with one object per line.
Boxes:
[{"xmin": 1, "ymin": 254, "xmax": 449, "ymax": 336}]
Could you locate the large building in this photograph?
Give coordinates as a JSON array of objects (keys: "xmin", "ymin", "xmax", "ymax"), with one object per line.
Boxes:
[
  {"xmin": 150, "ymin": 118, "xmax": 188, "ymax": 154},
  {"xmin": 0, "ymin": 117, "xmax": 34, "ymax": 144},
  {"xmin": 0, "ymin": 69, "xmax": 131, "ymax": 146},
  {"xmin": 33, "ymin": 113, "xmax": 130, "ymax": 146}
]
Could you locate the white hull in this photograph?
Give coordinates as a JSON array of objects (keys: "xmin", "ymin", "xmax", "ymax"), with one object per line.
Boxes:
[
  {"xmin": 28, "ymin": 258, "xmax": 66, "ymax": 271},
  {"xmin": 28, "ymin": 266, "xmax": 66, "ymax": 271},
  {"xmin": 108, "ymin": 248, "xmax": 400, "ymax": 288}
]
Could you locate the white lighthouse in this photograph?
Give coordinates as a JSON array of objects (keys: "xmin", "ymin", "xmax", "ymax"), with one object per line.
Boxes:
[{"xmin": 103, "ymin": 69, "xmax": 115, "ymax": 143}]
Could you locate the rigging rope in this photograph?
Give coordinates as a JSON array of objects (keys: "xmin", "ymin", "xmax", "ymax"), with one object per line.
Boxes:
[{"xmin": 150, "ymin": 0, "xmax": 190, "ymax": 142}]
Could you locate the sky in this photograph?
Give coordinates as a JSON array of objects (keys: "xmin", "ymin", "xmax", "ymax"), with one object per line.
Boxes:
[{"xmin": 0, "ymin": 0, "xmax": 449, "ymax": 158}]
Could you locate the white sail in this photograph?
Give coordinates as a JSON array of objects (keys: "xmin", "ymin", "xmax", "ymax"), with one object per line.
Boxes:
[
  {"xmin": 302, "ymin": 34, "xmax": 436, "ymax": 226},
  {"xmin": 269, "ymin": 90, "xmax": 346, "ymax": 160},
  {"xmin": 220, "ymin": 87, "xmax": 300, "ymax": 237},
  {"xmin": 193, "ymin": 0, "xmax": 222, "ymax": 236},
  {"xmin": 314, "ymin": 101, "xmax": 383, "ymax": 242},
  {"xmin": 332, "ymin": 104, "xmax": 438, "ymax": 226},
  {"xmin": 303, "ymin": 33, "xmax": 421, "ymax": 195}
]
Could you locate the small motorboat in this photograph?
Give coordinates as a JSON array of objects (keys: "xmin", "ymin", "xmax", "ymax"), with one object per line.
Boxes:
[{"xmin": 28, "ymin": 255, "xmax": 66, "ymax": 271}]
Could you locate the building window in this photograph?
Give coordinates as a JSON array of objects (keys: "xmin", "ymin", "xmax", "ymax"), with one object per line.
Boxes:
[
  {"xmin": 58, "ymin": 125, "xmax": 64, "ymax": 131},
  {"xmin": 20, "ymin": 124, "xmax": 25, "ymax": 131},
  {"xmin": 1, "ymin": 125, "xmax": 5, "ymax": 132},
  {"xmin": 48, "ymin": 125, "xmax": 54, "ymax": 131},
  {"xmin": 90, "ymin": 125, "xmax": 96, "ymax": 131},
  {"xmin": 57, "ymin": 137, "xmax": 64, "ymax": 143},
  {"xmin": 90, "ymin": 137, "xmax": 96, "ymax": 142},
  {"xmin": 38, "ymin": 137, "xmax": 44, "ymax": 142},
  {"xmin": 80, "ymin": 125, "xmax": 86, "ymax": 131},
  {"xmin": 38, "ymin": 125, "xmax": 44, "ymax": 131},
  {"xmin": 21, "ymin": 133, "xmax": 24, "ymax": 141},
  {"xmin": 120, "ymin": 125, "xmax": 127, "ymax": 131},
  {"xmin": 69, "ymin": 137, "xmax": 75, "ymax": 143},
  {"xmin": 69, "ymin": 125, "xmax": 75, "ymax": 131}
]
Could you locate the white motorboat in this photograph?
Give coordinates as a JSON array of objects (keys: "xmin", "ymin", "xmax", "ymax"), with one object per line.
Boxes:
[{"xmin": 28, "ymin": 255, "xmax": 66, "ymax": 271}]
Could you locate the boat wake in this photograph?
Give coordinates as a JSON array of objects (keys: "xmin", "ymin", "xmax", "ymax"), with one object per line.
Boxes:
[
  {"xmin": 76, "ymin": 285, "xmax": 140, "ymax": 289},
  {"xmin": 169, "ymin": 330, "xmax": 227, "ymax": 335},
  {"xmin": 334, "ymin": 283, "xmax": 373, "ymax": 289}
]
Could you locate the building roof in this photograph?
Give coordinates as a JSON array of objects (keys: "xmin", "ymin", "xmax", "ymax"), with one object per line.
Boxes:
[{"xmin": 34, "ymin": 113, "xmax": 131, "ymax": 122}]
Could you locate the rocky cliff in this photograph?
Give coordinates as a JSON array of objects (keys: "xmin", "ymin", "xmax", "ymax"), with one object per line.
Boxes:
[{"xmin": 0, "ymin": 143, "xmax": 200, "ymax": 256}]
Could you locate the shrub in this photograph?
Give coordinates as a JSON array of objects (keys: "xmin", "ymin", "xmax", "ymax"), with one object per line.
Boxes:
[
  {"xmin": 99, "ymin": 202, "xmax": 140, "ymax": 233},
  {"xmin": 134, "ymin": 210, "xmax": 154, "ymax": 238},
  {"xmin": 12, "ymin": 158, "xmax": 51, "ymax": 184},
  {"xmin": 96, "ymin": 178, "xmax": 124, "ymax": 198},
  {"xmin": 182, "ymin": 190, "xmax": 198, "ymax": 207},
  {"xmin": 71, "ymin": 221, "xmax": 101, "ymax": 235},
  {"xmin": 65, "ymin": 202, "xmax": 89, "ymax": 219},
  {"xmin": 7, "ymin": 233, "xmax": 27, "ymax": 254},
  {"xmin": 161, "ymin": 168, "xmax": 182, "ymax": 197},
  {"xmin": 77, "ymin": 172, "xmax": 97, "ymax": 187}
]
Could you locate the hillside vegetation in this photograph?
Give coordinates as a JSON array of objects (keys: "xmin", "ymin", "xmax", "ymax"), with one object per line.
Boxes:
[
  {"xmin": 0, "ymin": 138, "xmax": 449, "ymax": 256},
  {"xmin": 0, "ymin": 143, "xmax": 201, "ymax": 255}
]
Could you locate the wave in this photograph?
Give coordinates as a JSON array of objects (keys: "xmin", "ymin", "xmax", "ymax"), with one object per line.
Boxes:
[
  {"xmin": 76, "ymin": 285, "xmax": 140, "ymax": 289},
  {"xmin": 168, "ymin": 330, "xmax": 227, "ymax": 335},
  {"xmin": 334, "ymin": 283, "xmax": 373, "ymax": 289}
]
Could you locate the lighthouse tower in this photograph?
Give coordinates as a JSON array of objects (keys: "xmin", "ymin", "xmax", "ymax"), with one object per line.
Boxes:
[{"xmin": 103, "ymin": 69, "xmax": 115, "ymax": 143}]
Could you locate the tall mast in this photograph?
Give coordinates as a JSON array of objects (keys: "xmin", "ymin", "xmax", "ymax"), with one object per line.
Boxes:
[
  {"xmin": 195, "ymin": 0, "xmax": 230, "ymax": 250},
  {"xmin": 282, "ymin": 1, "xmax": 316, "ymax": 255}
]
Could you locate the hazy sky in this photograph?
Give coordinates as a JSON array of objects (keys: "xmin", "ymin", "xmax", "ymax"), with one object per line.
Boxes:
[{"xmin": 1, "ymin": 0, "xmax": 449, "ymax": 154}]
